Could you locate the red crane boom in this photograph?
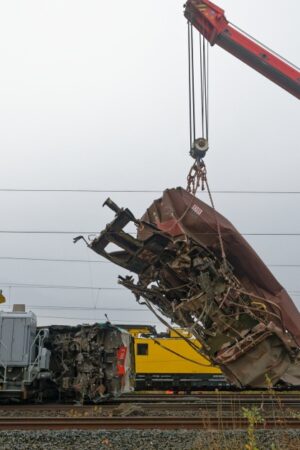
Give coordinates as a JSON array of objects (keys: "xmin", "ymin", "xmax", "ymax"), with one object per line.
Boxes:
[{"xmin": 184, "ymin": 0, "xmax": 300, "ymax": 99}]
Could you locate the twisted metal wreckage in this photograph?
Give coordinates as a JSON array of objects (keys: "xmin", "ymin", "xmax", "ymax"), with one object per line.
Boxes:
[
  {"xmin": 75, "ymin": 187, "xmax": 300, "ymax": 388},
  {"xmin": 46, "ymin": 323, "xmax": 132, "ymax": 401}
]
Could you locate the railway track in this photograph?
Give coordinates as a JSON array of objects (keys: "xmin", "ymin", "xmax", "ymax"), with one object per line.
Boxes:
[
  {"xmin": 1, "ymin": 393, "xmax": 299, "ymax": 430},
  {"xmin": 45, "ymin": 392, "xmax": 300, "ymax": 403},
  {"xmin": 1, "ymin": 392, "xmax": 300, "ymax": 412},
  {"xmin": 0, "ymin": 416, "xmax": 299, "ymax": 430},
  {"xmin": 1, "ymin": 392, "xmax": 299, "ymax": 406},
  {"xmin": 122, "ymin": 392, "xmax": 300, "ymax": 402},
  {"xmin": 1, "ymin": 400, "xmax": 300, "ymax": 413}
]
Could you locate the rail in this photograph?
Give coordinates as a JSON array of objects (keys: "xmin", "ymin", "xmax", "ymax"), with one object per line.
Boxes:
[{"xmin": 0, "ymin": 416, "xmax": 299, "ymax": 430}]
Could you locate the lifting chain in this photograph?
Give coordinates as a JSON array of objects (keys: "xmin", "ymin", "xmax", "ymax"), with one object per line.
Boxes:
[
  {"xmin": 187, "ymin": 159, "xmax": 207, "ymax": 195},
  {"xmin": 186, "ymin": 160, "xmax": 227, "ymax": 266}
]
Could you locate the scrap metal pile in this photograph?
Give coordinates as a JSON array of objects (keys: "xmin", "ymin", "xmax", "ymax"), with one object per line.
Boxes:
[{"xmin": 76, "ymin": 187, "xmax": 300, "ymax": 388}]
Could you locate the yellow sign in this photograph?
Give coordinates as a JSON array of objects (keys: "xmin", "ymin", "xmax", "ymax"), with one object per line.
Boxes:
[{"xmin": 0, "ymin": 290, "xmax": 6, "ymax": 304}]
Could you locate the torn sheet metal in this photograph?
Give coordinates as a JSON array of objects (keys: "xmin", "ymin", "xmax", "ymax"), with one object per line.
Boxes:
[{"xmin": 78, "ymin": 187, "xmax": 300, "ymax": 388}]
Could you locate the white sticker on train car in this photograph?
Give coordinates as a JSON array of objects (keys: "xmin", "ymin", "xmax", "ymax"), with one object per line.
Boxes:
[{"xmin": 191, "ymin": 204, "xmax": 203, "ymax": 216}]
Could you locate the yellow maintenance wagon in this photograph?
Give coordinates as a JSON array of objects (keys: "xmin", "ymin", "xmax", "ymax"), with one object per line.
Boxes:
[{"xmin": 117, "ymin": 325, "xmax": 230, "ymax": 392}]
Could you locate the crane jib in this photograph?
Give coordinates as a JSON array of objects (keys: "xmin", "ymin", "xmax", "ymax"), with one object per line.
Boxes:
[
  {"xmin": 184, "ymin": 0, "xmax": 300, "ymax": 100},
  {"xmin": 218, "ymin": 31, "xmax": 300, "ymax": 100}
]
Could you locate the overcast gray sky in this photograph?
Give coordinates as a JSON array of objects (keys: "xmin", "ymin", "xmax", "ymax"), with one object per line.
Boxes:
[{"xmin": 0, "ymin": 0, "xmax": 298, "ymax": 329}]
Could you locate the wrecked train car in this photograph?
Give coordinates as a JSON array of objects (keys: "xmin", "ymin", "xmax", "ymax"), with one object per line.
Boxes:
[
  {"xmin": 45, "ymin": 323, "xmax": 133, "ymax": 401},
  {"xmin": 0, "ymin": 306, "xmax": 134, "ymax": 402},
  {"xmin": 78, "ymin": 187, "xmax": 300, "ymax": 388}
]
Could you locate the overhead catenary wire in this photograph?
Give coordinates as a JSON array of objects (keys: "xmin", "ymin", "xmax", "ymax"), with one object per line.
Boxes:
[
  {"xmin": 0, "ymin": 257, "xmax": 109, "ymax": 263},
  {"xmin": 2, "ymin": 283, "xmax": 300, "ymax": 296},
  {"xmin": 28, "ymin": 315, "xmax": 162, "ymax": 324},
  {"xmin": 0, "ymin": 304, "xmax": 148, "ymax": 312},
  {"xmin": 0, "ymin": 283, "xmax": 124, "ymax": 290},
  {"xmin": 0, "ymin": 189, "xmax": 300, "ymax": 194},
  {"xmin": 0, "ymin": 256, "xmax": 299, "ymax": 268},
  {"xmin": 0, "ymin": 230, "xmax": 299, "ymax": 236}
]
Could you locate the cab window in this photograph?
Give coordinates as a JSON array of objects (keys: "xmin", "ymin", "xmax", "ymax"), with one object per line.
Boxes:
[{"xmin": 137, "ymin": 343, "xmax": 148, "ymax": 355}]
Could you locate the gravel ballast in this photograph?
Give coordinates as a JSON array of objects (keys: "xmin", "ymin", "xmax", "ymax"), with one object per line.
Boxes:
[{"xmin": 1, "ymin": 429, "xmax": 300, "ymax": 450}]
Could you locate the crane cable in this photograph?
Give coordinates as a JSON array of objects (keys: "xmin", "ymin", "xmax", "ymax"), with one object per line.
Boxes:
[
  {"xmin": 188, "ymin": 22, "xmax": 196, "ymax": 150},
  {"xmin": 186, "ymin": 24, "xmax": 227, "ymax": 263},
  {"xmin": 187, "ymin": 22, "xmax": 209, "ymax": 164},
  {"xmin": 187, "ymin": 22, "xmax": 209, "ymax": 195},
  {"xmin": 199, "ymin": 32, "xmax": 209, "ymax": 143}
]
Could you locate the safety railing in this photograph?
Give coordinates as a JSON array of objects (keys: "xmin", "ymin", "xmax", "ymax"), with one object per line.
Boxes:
[
  {"xmin": 27, "ymin": 328, "xmax": 49, "ymax": 383},
  {"xmin": 0, "ymin": 339, "xmax": 9, "ymax": 385}
]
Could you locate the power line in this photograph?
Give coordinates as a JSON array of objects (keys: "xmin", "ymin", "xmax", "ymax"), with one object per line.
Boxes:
[
  {"xmin": 1, "ymin": 304, "xmax": 147, "ymax": 312},
  {"xmin": 0, "ymin": 257, "xmax": 110, "ymax": 264},
  {"xmin": 269, "ymin": 264, "xmax": 300, "ymax": 268},
  {"xmin": 33, "ymin": 315, "xmax": 160, "ymax": 324},
  {"xmin": 0, "ymin": 256, "xmax": 300, "ymax": 268},
  {"xmin": 0, "ymin": 283, "xmax": 124, "ymax": 290},
  {"xmin": 0, "ymin": 231, "xmax": 96, "ymax": 235},
  {"xmin": 0, "ymin": 230, "xmax": 299, "ymax": 236},
  {"xmin": 0, "ymin": 189, "xmax": 161, "ymax": 193},
  {"xmin": 0, "ymin": 257, "xmax": 109, "ymax": 264},
  {"xmin": 240, "ymin": 233, "xmax": 300, "ymax": 236},
  {"xmin": 1, "ymin": 282, "xmax": 300, "ymax": 296},
  {"xmin": 0, "ymin": 188, "xmax": 300, "ymax": 194}
]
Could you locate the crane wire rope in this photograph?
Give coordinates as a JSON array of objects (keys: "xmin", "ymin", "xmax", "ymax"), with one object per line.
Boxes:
[
  {"xmin": 187, "ymin": 21, "xmax": 209, "ymax": 161},
  {"xmin": 187, "ymin": 22, "xmax": 210, "ymax": 195},
  {"xmin": 188, "ymin": 22, "xmax": 195, "ymax": 149},
  {"xmin": 199, "ymin": 32, "xmax": 209, "ymax": 142},
  {"xmin": 187, "ymin": 23, "xmax": 227, "ymax": 264}
]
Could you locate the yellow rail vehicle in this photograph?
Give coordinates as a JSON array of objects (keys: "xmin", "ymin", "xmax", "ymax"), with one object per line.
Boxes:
[{"xmin": 118, "ymin": 325, "xmax": 230, "ymax": 391}]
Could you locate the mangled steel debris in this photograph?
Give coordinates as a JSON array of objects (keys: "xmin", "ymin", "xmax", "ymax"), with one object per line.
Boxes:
[
  {"xmin": 76, "ymin": 187, "xmax": 300, "ymax": 388},
  {"xmin": 46, "ymin": 323, "xmax": 133, "ymax": 402}
]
